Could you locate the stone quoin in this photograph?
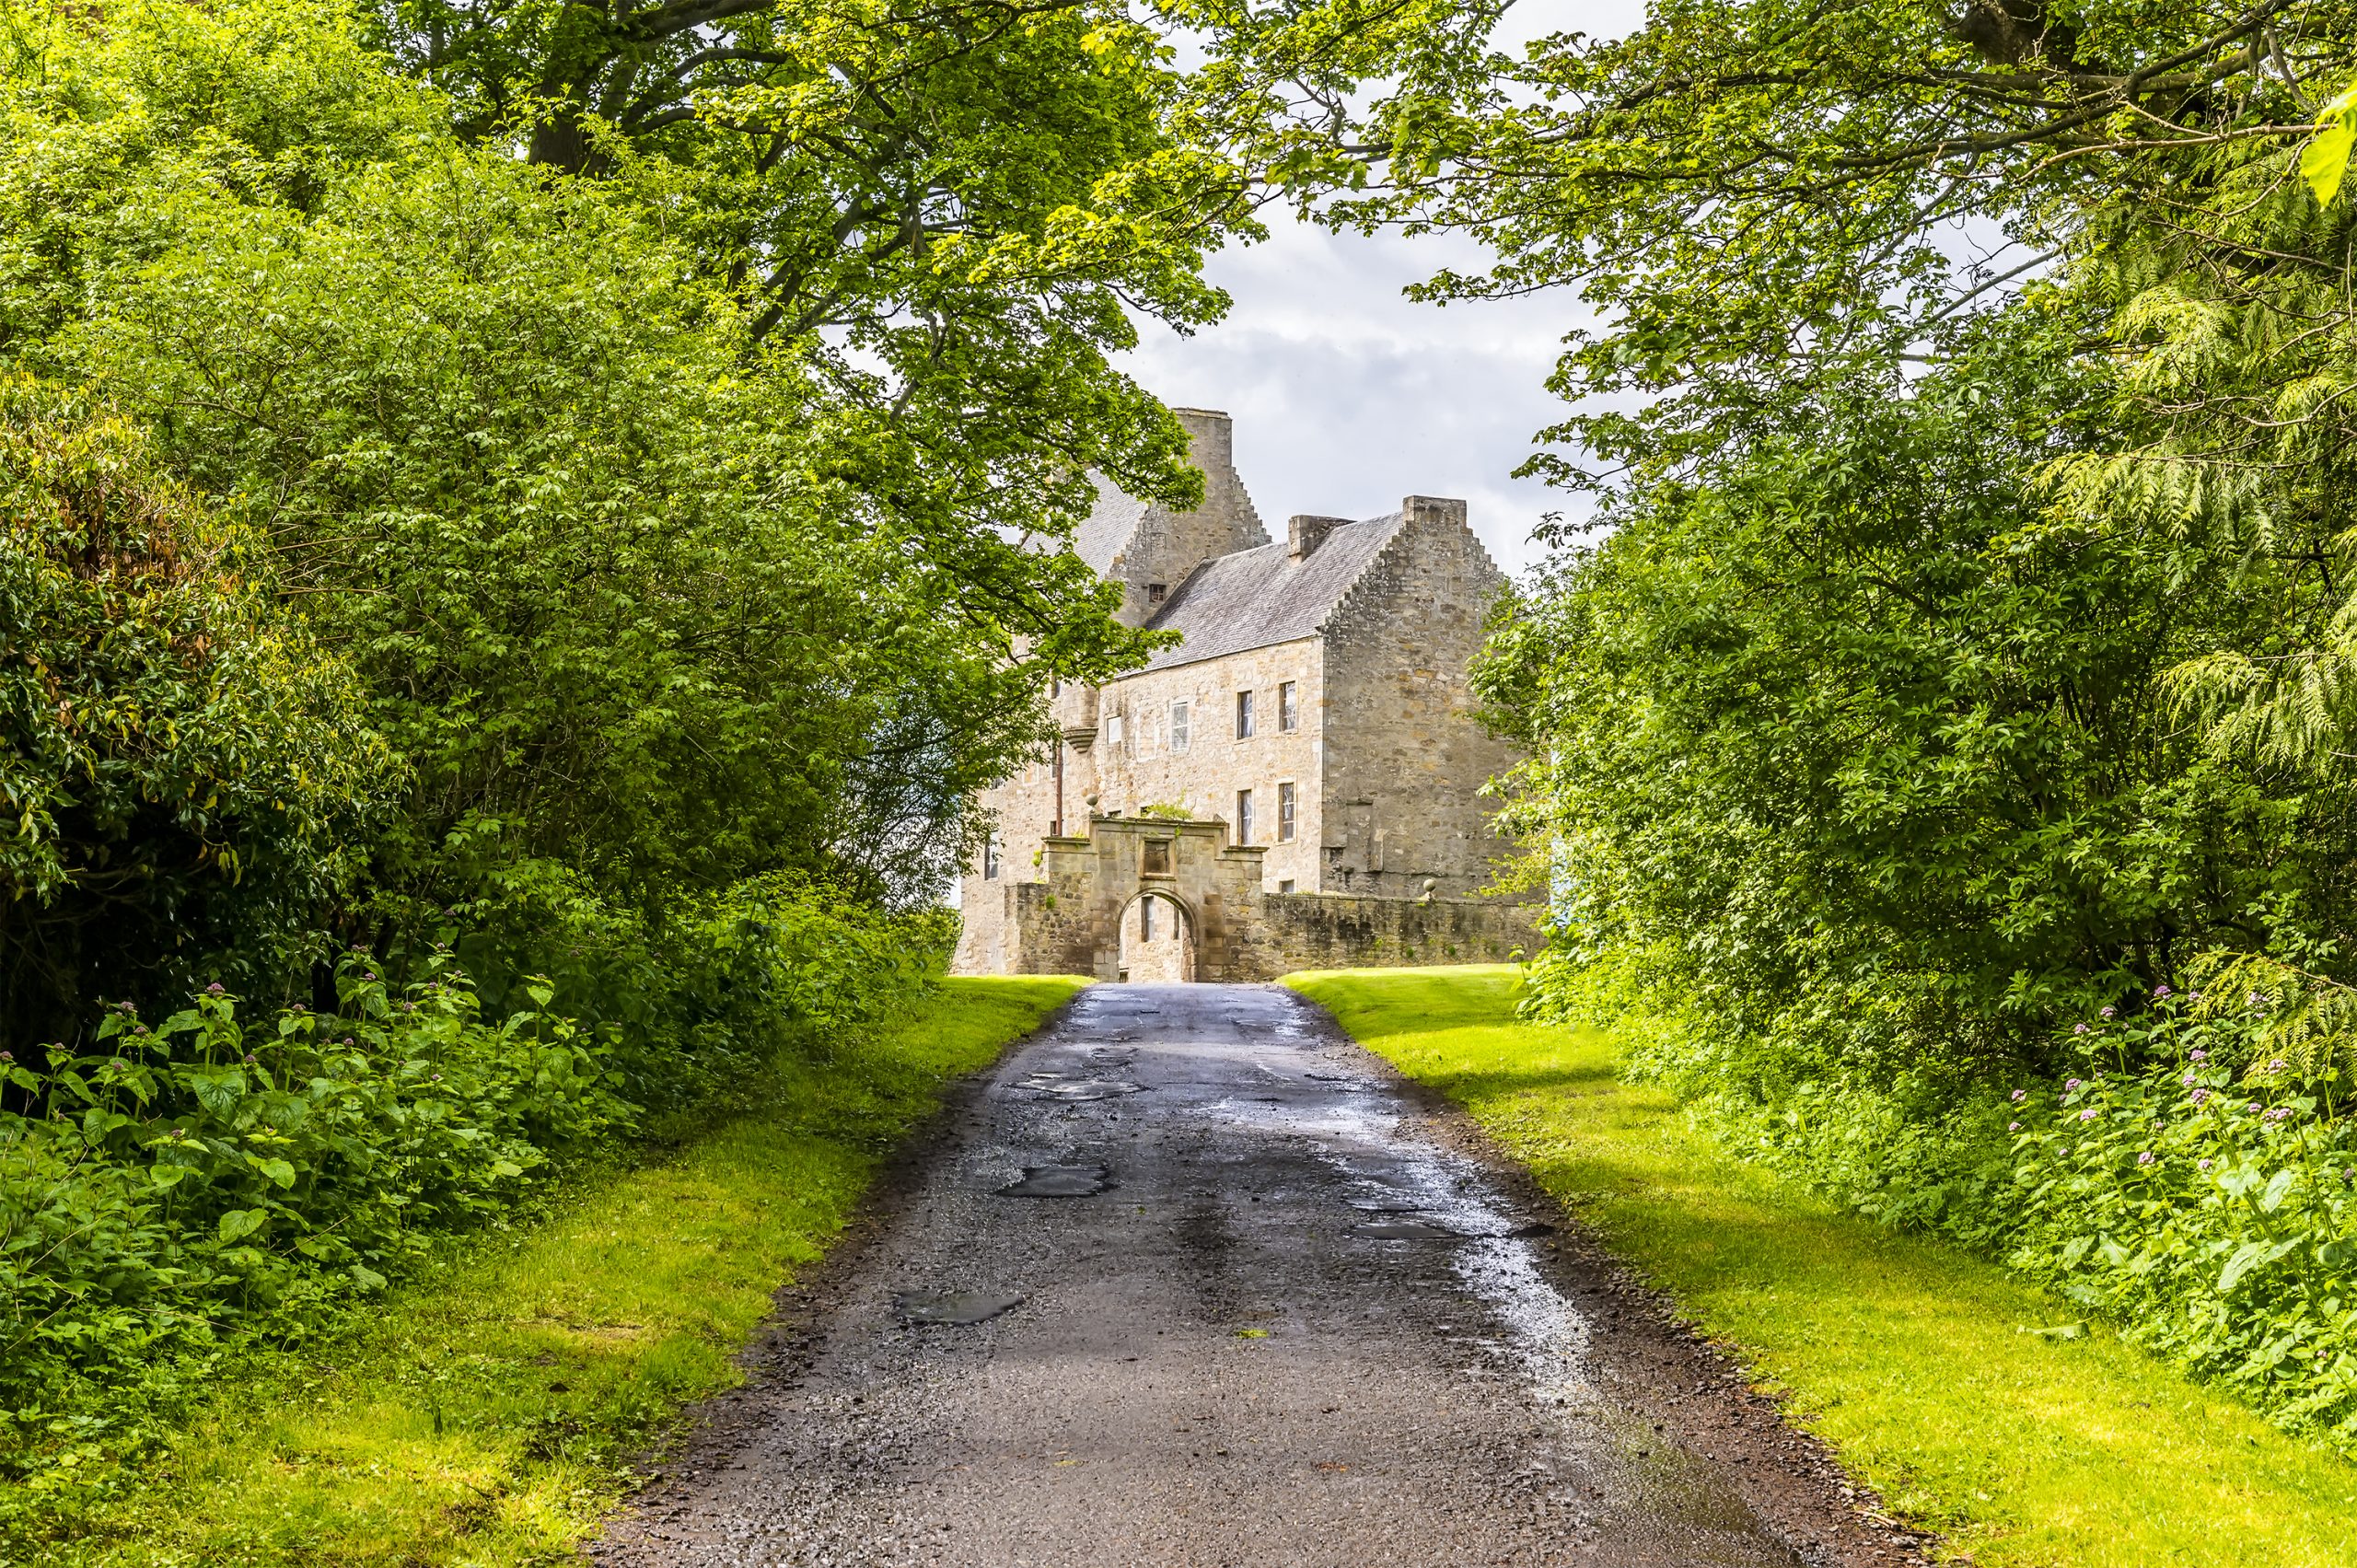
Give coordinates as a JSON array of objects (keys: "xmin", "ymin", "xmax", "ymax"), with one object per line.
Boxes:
[{"xmin": 954, "ymin": 408, "xmax": 1541, "ymax": 981}]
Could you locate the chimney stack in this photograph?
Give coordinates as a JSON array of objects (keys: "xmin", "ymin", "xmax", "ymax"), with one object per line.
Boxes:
[
  {"xmin": 1288, "ymin": 514, "xmax": 1351, "ymax": 561},
  {"xmin": 1403, "ymin": 494, "xmax": 1469, "ymax": 529}
]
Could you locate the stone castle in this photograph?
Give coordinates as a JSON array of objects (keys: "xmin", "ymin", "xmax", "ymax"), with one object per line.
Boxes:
[{"xmin": 952, "ymin": 409, "xmax": 1541, "ymax": 981}]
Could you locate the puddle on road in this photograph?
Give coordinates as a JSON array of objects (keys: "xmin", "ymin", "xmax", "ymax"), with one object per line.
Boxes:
[
  {"xmin": 892, "ymin": 1290, "xmax": 1026, "ymax": 1326},
  {"xmin": 1353, "ymin": 1219, "xmax": 1466, "ymax": 1240},
  {"xmin": 998, "ymin": 1165, "xmax": 1116, "ymax": 1197}
]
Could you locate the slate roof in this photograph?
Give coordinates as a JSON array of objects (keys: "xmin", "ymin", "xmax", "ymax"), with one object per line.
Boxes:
[
  {"xmin": 1137, "ymin": 511, "xmax": 1406, "ymax": 673},
  {"xmin": 1074, "ymin": 474, "xmax": 1147, "ymax": 575}
]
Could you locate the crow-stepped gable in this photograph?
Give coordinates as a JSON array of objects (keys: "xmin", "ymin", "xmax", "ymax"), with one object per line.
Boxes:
[{"xmin": 953, "ymin": 408, "xmax": 1539, "ymax": 981}]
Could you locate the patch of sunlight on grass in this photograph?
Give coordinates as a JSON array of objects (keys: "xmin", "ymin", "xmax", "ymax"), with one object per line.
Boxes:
[
  {"xmin": 39, "ymin": 976, "xmax": 1083, "ymax": 1568},
  {"xmin": 1287, "ymin": 964, "xmax": 2357, "ymax": 1568}
]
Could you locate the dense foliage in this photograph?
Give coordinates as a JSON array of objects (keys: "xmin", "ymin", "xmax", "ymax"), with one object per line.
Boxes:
[
  {"xmin": 2010, "ymin": 988, "xmax": 2357, "ymax": 1441},
  {"xmin": 0, "ymin": 0, "xmax": 1280, "ymax": 1484},
  {"xmin": 1307, "ymin": 0, "xmax": 2357, "ymax": 1438},
  {"xmin": 0, "ymin": 387, "xmax": 392, "ymax": 1049}
]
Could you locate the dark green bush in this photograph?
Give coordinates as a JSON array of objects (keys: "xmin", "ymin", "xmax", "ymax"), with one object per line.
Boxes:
[
  {"xmin": 0, "ymin": 383, "xmax": 394, "ymax": 1050},
  {"xmin": 0, "ymin": 952, "xmax": 621, "ymax": 1446}
]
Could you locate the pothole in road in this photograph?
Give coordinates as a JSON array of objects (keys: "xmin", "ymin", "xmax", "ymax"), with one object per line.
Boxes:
[
  {"xmin": 1018, "ymin": 1074, "xmax": 1147, "ymax": 1102},
  {"xmin": 998, "ymin": 1165, "xmax": 1116, "ymax": 1197},
  {"xmin": 892, "ymin": 1290, "xmax": 1027, "ymax": 1326}
]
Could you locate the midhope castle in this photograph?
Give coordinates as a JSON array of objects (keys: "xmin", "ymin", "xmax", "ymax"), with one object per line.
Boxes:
[{"xmin": 952, "ymin": 409, "xmax": 1541, "ymax": 982}]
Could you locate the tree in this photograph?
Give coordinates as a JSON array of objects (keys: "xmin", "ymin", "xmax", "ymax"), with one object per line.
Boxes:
[{"xmin": 1335, "ymin": 0, "xmax": 2357, "ymax": 490}]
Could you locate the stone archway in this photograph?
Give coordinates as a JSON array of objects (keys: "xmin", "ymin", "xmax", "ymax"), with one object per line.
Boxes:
[
  {"xmin": 1025, "ymin": 815, "xmax": 1271, "ymax": 981},
  {"xmin": 1117, "ymin": 889, "xmax": 1197, "ymax": 982}
]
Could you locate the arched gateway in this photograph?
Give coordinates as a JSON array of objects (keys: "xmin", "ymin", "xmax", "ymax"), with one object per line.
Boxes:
[
  {"xmin": 954, "ymin": 811, "xmax": 1543, "ymax": 981},
  {"xmin": 1015, "ymin": 817, "xmax": 1264, "ymax": 982}
]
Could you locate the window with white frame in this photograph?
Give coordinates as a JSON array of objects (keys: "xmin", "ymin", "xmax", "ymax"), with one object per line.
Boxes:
[
  {"xmin": 982, "ymin": 837, "xmax": 1002, "ymax": 879},
  {"xmin": 1277, "ymin": 781, "xmax": 1296, "ymax": 842},
  {"xmin": 1236, "ymin": 788, "xmax": 1255, "ymax": 844},
  {"xmin": 1278, "ymin": 679, "xmax": 1298, "ymax": 731},
  {"xmin": 1169, "ymin": 699, "xmax": 1190, "ymax": 752},
  {"xmin": 1236, "ymin": 689, "xmax": 1255, "ymax": 738},
  {"xmin": 1107, "ymin": 713, "xmax": 1124, "ymax": 747}
]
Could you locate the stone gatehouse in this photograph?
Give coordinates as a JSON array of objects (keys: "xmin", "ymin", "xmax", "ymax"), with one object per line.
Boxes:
[{"xmin": 953, "ymin": 408, "xmax": 1541, "ymax": 981}]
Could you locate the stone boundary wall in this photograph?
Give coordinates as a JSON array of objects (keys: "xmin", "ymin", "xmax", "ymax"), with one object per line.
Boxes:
[
  {"xmin": 955, "ymin": 877, "xmax": 1542, "ymax": 981},
  {"xmin": 1247, "ymin": 892, "xmax": 1542, "ymax": 978}
]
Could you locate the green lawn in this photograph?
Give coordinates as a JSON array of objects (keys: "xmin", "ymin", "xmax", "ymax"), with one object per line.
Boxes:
[
  {"xmin": 19, "ymin": 975, "xmax": 1081, "ymax": 1568},
  {"xmin": 1287, "ymin": 965, "xmax": 2357, "ymax": 1568}
]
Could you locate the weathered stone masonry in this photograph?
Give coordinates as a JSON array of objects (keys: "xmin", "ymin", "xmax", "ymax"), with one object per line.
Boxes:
[{"xmin": 954, "ymin": 408, "xmax": 1538, "ymax": 980}]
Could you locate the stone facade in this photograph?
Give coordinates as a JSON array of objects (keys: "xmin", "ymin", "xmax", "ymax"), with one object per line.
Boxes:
[
  {"xmin": 954, "ymin": 408, "xmax": 1534, "ymax": 979},
  {"xmin": 961, "ymin": 817, "xmax": 1542, "ymax": 981}
]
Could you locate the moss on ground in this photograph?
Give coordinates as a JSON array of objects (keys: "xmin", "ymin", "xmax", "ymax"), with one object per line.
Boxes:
[
  {"xmin": 17, "ymin": 976, "xmax": 1082, "ymax": 1568},
  {"xmin": 1288, "ymin": 964, "xmax": 2357, "ymax": 1568}
]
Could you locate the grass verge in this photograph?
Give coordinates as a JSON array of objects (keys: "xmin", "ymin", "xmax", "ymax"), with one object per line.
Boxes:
[
  {"xmin": 1287, "ymin": 964, "xmax": 2357, "ymax": 1568},
  {"xmin": 16, "ymin": 975, "xmax": 1082, "ymax": 1568}
]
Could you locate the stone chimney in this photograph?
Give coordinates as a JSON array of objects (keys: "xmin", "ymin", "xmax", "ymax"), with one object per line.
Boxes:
[
  {"xmin": 1171, "ymin": 407, "xmax": 1233, "ymax": 469},
  {"xmin": 1288, "ymin": 514, "xmax": 1351, "ymax": 561},
  {"xmin": 1403, "ymin": 494, "xmax": 1469, "ymax": 529}
]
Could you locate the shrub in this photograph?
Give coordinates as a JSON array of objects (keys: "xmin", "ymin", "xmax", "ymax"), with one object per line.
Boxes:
[
  {"xmin": 2008, "ymin": 988, "xmax": 2357, "ymax": 1442},
  {"xmin": 0, "ymin": 384, "xmax": 393, "ymax": 1050},
  {"xmin": 0, "ymin": 950, "xmax": 622, "ymax": 1464},
  {"xmin": 443, "ymin": 864, "xmax": 957, "ymax": 1118}
]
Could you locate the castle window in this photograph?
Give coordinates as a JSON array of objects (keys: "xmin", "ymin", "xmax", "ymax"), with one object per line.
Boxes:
[
  {"xmin": 1236, "ymin": 788, "xmax": 1255, "ymax": 844},
  {"xmin": 1278, "ymin": 879, "xmax": 1295, "ymax": 894},
  {"xmin": 1108, "ymin": 714, "xmax": 1124, "ymax": 747},
  {"xmin": 1235, "ymin": 689, "xmax": 1255, "ymax": 738},
  {"xmin": 982, "ymin": 837, "xmax": 1001, "ymax": 880},
  {"xmin": 1147, "ymin": 583, "xmax": 1167, "ymax": 606},
  {"xmin": 1278, "ymin": 781, "xmax": 1296, "ymax": 842},
  {"xmin": 1144, "ymin": 838, "xmax": 1172, "ymax": 875},
  {"xmin": 1169, "ymin": 699, "xmax": 1190, "ymax": 752},
  {"xmin": 1279, "ymin": 680, "xmax": 1298, "ymax": 731},
  {"xmin": 1141, "ymin": 896, "xmax": 1155, "ymax": 940}
]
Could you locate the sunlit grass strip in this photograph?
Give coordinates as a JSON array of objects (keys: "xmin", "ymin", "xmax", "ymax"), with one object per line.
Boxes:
[
  {"xmin": 1288, "ymin": 964, "xmax": 2357, "ymax": 1568},
  {"xmin": 36, "ymin": 976, "xmax": 1084, "ymax": 1568}
]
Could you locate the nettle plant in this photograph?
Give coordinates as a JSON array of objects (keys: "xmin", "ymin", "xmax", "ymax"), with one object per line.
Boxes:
[
  {"xmin": 2009, "ymin": 984, "xmax": 2357, "ymax": 1439},
  {"xmin": 0, "ymin": 951, "xmax": 625, "ymax": 1438}
]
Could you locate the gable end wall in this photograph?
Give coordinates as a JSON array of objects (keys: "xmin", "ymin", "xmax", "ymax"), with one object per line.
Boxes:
[{"xmin": 1317, "ymin": 496, "xmax": 1523, "ymax": 900}]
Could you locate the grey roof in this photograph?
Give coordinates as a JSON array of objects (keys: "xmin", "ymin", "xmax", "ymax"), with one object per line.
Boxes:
[
  {"xmin": 1074, "ymin": 474, "xmax": 1146, "ymax": 575},
  {"xmin": 1138, "ymin": 511, "xmax": 1406, "ymax": 672}
]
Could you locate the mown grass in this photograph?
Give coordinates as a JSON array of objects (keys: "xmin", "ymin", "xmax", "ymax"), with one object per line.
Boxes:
[
  {"xmin": 1287, "ymin": 964, "xmax": 2357, "ymax": 1568},
  {"xmin": 17, "ymin": 975, "xmax": 1082, "ymax": 1568}
]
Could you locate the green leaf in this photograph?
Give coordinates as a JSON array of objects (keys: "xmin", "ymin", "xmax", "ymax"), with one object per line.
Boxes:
[
  {"xmin": 349, "ymin": 1263, "xmax": 387, "ymax": 1293},
  {"xmin": 254, "ymin": 1156, "xmax": 297, "ymax": 1189},
  {"xmin": 2259, "ymin": 1168, "xmax": 2296, "ymax": 1214},
  {"xmin": 2218, "ymin": 1239, "xmax": 2268, "ymax": 1294},
  {"xmin": 216, "ymin": 1208, "xmax": 266, "ymax": 1244},
  {"xmin": 2301, "ymin": 119, "xmax": 2354, "ymax": 207},
  {"xmin": 148, "ymin": 1165, "xmax": 193, "ymax": 1191}
]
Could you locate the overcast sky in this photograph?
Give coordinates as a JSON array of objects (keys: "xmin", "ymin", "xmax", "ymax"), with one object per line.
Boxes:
[{"xmin": 1113, "ymin": 218, "xmax": 1587, "ymax": 578}]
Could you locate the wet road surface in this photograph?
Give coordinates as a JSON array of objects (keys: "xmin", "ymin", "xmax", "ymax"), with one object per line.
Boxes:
[{"xmin": 593, "ymin": 983, "xmax": 1922, "ymax": 1568}]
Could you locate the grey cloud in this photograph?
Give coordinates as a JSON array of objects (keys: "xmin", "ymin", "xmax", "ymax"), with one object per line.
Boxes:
[{"xmin": 1117, "ymin": 215, "xmax": 1596, "ymax": 578}]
